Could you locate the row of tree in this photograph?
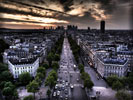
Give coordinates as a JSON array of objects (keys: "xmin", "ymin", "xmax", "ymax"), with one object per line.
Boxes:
[
  {"xmin": 115, "ymin": 90, "xmax": 131, "ymax": 100},
  {"xmin": 0, "ymin": 63, "xmax": 18, "ymax": 100},
  {"xmin": 107, "ymin": 72, "xmax": 133, "ymax": 91},
  {"xmin": 78, "ymin": 64, "xmax": 94, "ymax": 90},
  {"xmin": 45, "ymin": 70, "xmax": 57, "ymax": 89},
  {"xmin": 46, "ymin": 36, "xmax": 64, "ymax": 68},
  {"xmin": 44, "ymin": 36, "xmax": 64, "ymax": 99},
  {"xmin": 24, "ymin": 65, "xmax": 46, "ymax": 99},
  {"xmin": 68, "ymin": 36, "xmax": 94, "ymax": 90},
  {"xmin": 24, "ymin": 36, "xmax": 64, "ymax": 100},
  {"xmin": 68, "ymin": 36, "xmax": 80, "ymax": 63}
]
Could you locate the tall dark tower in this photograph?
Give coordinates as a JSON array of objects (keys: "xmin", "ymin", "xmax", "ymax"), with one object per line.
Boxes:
[{"xmin": 100, "ymin": 20, "xmax": 105, "ymax": 33}]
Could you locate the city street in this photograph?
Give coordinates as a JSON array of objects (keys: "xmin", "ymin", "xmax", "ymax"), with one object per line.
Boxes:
[
  {"xmin": 81, "ymin": 56, "xmax": 117, "ymax": 100},
  {"xmin": 53, "ymin": 37, "xmax": 88, "ymax": 100}
]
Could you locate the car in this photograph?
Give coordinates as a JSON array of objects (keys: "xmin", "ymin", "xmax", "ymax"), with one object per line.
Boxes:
[
  {"xmin": 57, "ymin": 91, "xmax": 60, "ymax": 96},
  {"xmin": 62, "ymin": 85, "xmax": 65, "ymax": 90},
  {"xmin": 55, "ymin": 84, "xmax": 58, "ymax": 89},
  {"xmin": 53, "ymin": 92, "xmax": 56, "ymax": 97},
  {"xmin": 66, "ymin": 82, "xmax": 69, "ymax": 86},
  {"xmin": 70, "ymin": 85, "xmax": 74, "ymax": 89},
  {"xmin": 62, "ymin": 80, "xmax": 65, "ymax": 83},
  {"xmin": 90, "ymin": 96, "xmax": 96, "ymax": 100},
  {"xmin": 65, "ymin": 95, "xmax": 68, "ymax": 99},
  {"xmin": 57, "ymin": 79, "xmax": 60, "ymax": 82},
  {"xmin": 81, "ymin": 85, "xmax": 84, "ymax": 89},
  {"xmin": 65, "ymin": 89, "xmax": 68, "ymax": 94},
  {"xmin": 60, "ymin": 95, "xmax": 63, "ymax": 99}
]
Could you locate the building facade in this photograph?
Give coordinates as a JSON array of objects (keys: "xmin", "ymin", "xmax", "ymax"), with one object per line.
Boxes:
[
  {"xmin": 95, "ymin": 57, "xmax": 128, "ymax": 78},
  {"xmin": 8, "ymin": 58, "xmax": 39, "ymax": 78}
]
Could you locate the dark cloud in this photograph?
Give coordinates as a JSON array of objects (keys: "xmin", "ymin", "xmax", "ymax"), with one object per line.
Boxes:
[
  {"xmin": 2, "ymin": 0, "xmax": 70, "ymax": 16},
  {"xmin": 0, "ymin": 0, "xmax": 131, "ymax": 29},
  {"xmin": 59, "ymin": 0, "xmax": 74, "ymax": 12},
  {"xmin": 0, "ymin": 6, "xmax": 55, "ymax": 18}
]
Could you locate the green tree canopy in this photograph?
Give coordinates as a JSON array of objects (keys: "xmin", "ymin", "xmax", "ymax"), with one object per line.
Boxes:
[
  {"xmin": 54, "ymin": 54, "xmax": 60, "ymax": 61},
  {"xmin": 34, "ymin": 76, "xmax": 42, "ymax": 86},
  {"xmin": 52, "ymin": 61, "xmax": 59, "ymax": 70},
  {"xmin": 2, "ymin": 82, "xmax": 18, "ymax": 100},
  {"xmin": 0, "ymin": 63, "xmax": 8, "ymax": 72},
  {"xmin": 45, "ymin": 75, "xmax": 56, "ymax": 89},
  {"xmin": 0, "ymin": 70, "xmax": 13, "ymax": 82},
  {"xmin": 81, "ymin": 72, "xmax": 90, "ymax": 80},
  {"xmin": 23, "ymin": 95, "xmax": 34, "ymax": 100},
  {"xmin": 4, "ymin": 81, "xmax": 15, "ymax": 90},
  {"xmin": 47, "ymin": 89, "xmax": 51, "ymax": 98},
  {"xmin": 116, "ymin": 91, "xmax": 131, "ymax": 100},
  {"xmin": 36, "ymin": 72, "xmax": 44, "ymax": 79},
  {"xmin": 84, "ymin": 78, "xmax": 94, "ymax": 90},
  {"xmin": 43, "ymin": 62, "xmax": 49, "ymax": 69},
  {"xmin": 49, "ymin": 70, "xmax": 57, "ymax": 80},
  {"xmin": 47, "ymin": 52, "xmax": 54, "ymax": 67},
  {"xmin": 112, "ymin": 80, "xmax": 123, "ymax": 91},
  {"xmin": 27, "ymin": 80, "xmax": 39, "ymax": 99},
  {"xmin": 127, "ymin": 72, "xmax": 133, "ymax": 90},
  {"xmin": 37, "ymin": 67, "xmax": 46, "ymax": 76},
  {"xmin": 107, "ymin": 75, "xmax": 119, "ymax": 86},
  {"xmin": 2, "ymin": 87, "xmax": 13, "ymax": 96},
  {"xmin": 19, "ymin": 72, "xmax": 32, "ymax": 85},
  {"xmin": 78, "ymin": 64, "xmax": 84, "ymax": 73}
]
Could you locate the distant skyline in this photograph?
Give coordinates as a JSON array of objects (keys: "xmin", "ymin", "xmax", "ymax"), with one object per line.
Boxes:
[{"xmin": 0, "ymin": 0, "xmax": 132, "ymax": 29}]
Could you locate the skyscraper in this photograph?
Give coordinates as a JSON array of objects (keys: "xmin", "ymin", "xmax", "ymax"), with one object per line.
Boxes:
[{"xmin": 100, "ymin": 20, "xmax": 105, "ymax": 33}]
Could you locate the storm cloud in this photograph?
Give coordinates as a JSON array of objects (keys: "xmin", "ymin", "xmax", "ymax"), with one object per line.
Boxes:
[{"xmin": 0, "ymin": 0, "xmax": 131, "ymax": 29}]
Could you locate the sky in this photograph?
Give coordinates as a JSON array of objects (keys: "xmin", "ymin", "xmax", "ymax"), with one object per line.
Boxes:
[{"xmin": 0, "ymin": 0, "xmax": 132, "ymax": 29}]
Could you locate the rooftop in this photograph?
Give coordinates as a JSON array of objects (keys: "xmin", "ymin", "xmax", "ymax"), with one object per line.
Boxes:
[{"xmin": 9, "ymin": 57, "xmax": 38, "ymax": 65}]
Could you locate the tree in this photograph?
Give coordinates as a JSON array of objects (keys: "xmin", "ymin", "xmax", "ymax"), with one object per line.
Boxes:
[
  {"xmin": 112, "ymin": 80, "xmax": 123, "ymax": 91},
  {"xmin": 106, "ymin": 75, "xmax": 119, "ymax": 86},
  {"xmin": 19, "ymin": 72, "xmax": 32, "ymax": 85},
  {"xmin": 43, "ymin": 62, "xmax": 49, "ymax": 69},
  {"xmin": 0, "ymin": 71, "xmax": 13, "ymax": 82},
  {"xmin": 4, "ymin": 81, "xmax": 15, "ymax": 90},
  {"xmin": 2, "ymin": 82, "xmax": 18, "ymax": 100},
  {"xmin": 52, "ymin": 61, "xmax": 59, "ymax": 70},
  {"xmin": 35, "ymin": 76, "xmax": 42, "ymax": 86},
  {"xmin": 47, "ymin": 89, "xmax": 51, "ymax": 99},
  {"xmin": 84, "ymin": 78, "xmax": 94, "ymax": 90},
  {"xmin": 78, "ymin": 64, "xmax": 84, "ymax": 73},
  {"xmin": 2, "ymin": 87, "xmax": 13, "ymax": 99},
  {"xmin": 23, "ymin": 95, "xmax": 34, "ymax": 100},
  {"xmin": 49, "ymin": 70, "xmax": 57, "ymax": 80},
  {"xmin": 116, "ymin": 91, "xmax": 131, "ymax": 100},
  {"xmin": 54, "ymin": 54, "xmax": 60, "ymax": 61},
  {"xmin": 81, "ymin": 72, "xmax": 90, "ymax": 80},
  {"xmin": 36, "ymin": 72, "xmax": 44, "ymax": 79},
  {"xmin": 45, "ymin": 75, "xmax": 56, "ymax": 89},
  {"xmin": 127, "ymin": 72, "xmax": 133, "ymax": 90},
  {"xmin": 0, "ymin": 63, "xmax": 8, "ymax": 72},
  {"xmin": 13, "ymin": 89, "xmax": 18, "ymax": 100},
  {"xmin": 0, "ymin": 81, "xmax": 6, "ymax": 89},
  {"xmin": 27, "ymin": 80, "xmax": 39, "ymax": 99},
  {"xmin": 47, "ymin": 52, "xmax": 54, "ymax": 67},
  {"xmin": 37, "ymin": 67, "xmax": 46, "ymax": 76}
]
